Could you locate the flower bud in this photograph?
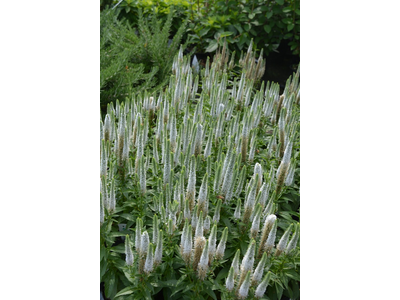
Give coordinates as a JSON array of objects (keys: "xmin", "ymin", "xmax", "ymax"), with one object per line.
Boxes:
[
  {"xmin": 215, "ymin": 227, "xmax": 228, "ymax": 260},
  {"xmin": 285, "ymin": 223, "xmax": 299, "ymax": 255},
  {"xmin": 193, "ymin": 236, "xmax": 206, "ymax": 271},
  {"xmin": 234, "ymin": 199, "xmax": 241, "ymax": 220},
  {"xmin": 250, "ymin": 205, "xmax": 262, "ymax": 239},
  {"xmin": 264, "ymin": 221, "xmax": 277, "ymax": 254},
  {"xmin": 238, "ymin": 271, "xmax": 251, "ymax": 299},
  {"xmin": 144, "ymin": 243, "xmax": 154, "ymax": 274},
  {"xmin": 252, "ymin": 252, "xmax": 267, "ymax": 286},
  {"xmin": 135, "ymin": 218, "xmax": 142, "ymax": 253},
  {"xmin": 213, "ymin": 199, "xmax": 222, "ymax": 224},
  {"xmin": 239, "ymin": 240, "xmax": 256, "ymax": 287},
  {"xmin": 276, "ymin": 224, "xmax": 293, "ymax": 257},
  {"xmin": 195, "ymin": 211, "xmax": 204, "ymax": 238},
  {"xmin": 232, "ymin": 249, "xmax": 241, "ymax": 276},
  {"xmin": 208, "ymin": 224, "xmax": 218, "ymax": 260},
  {"xmin": 225, "ymin": 267, "xmax": 235, "ymax": 292},
  {"xmin": 154, "ymin": 230, "xmax": 163, "ymax": 267},
  {"xmin": 125, "ymin": 235, "xmax": 134, "ymax": 266},
  {"xmin": 108, "ymin": 178, "xmax": 116, "ymax": 213},
  {"xmin": 197, "ymin": 240, "xmax": 209, "ymax": 280},
  {"xmin": 254, "ymin": 271, "xmax": 272, "ymax": 298},
  {"xmin": 197, "ymin": 173, "xmax": 208, "ymax": 216},
  {"xmin": 204, "ymin": 215, "xmax": 211, "ymax": 235}
]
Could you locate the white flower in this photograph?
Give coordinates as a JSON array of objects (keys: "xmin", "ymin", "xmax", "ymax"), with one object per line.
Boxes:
[
  {"xmin": 208, "ymin": 225, "xmax": 217, "ymax": 259},
  {"xmin": 215, "ymin": 227, "xmax": 228, "ymax": 260},
  {"xmin": 234, "ymin": 199, "xmax": 241, "ymax": 219},
  {"xmin": 238, "ymin": 271, "xmax": 251, "ymax": 299},
  {"xmin": 125, "ymin": 235, "xmax": 134, "ymax": 266},
  {"xmin": 109, "ymin": 178, "xmax": 116, "ymax": 212},
  {"xmin": 264, "ymin": 222, "xmax": 277, "ymax": 253},
  {"xmin": 144, "ymin": 243, "xmax": 154, "ymax": 274},
  {"xmin": 250, "ymin": 206, "xmax": 262, "ymax": 238},
  {"xmin": 154, "ymin": 230, "xmax": 163, "ymax": 266},
  {"xmin": 192, "ymin": 55, "xmax": 199, "ymax": 74},
  {"xmin": 276, "ymin": 224, "xmax": 293, "ymax": 256},
  {"xmin": 254, "ymin": 163, "xmax": 263, "ymax": 191},
  {"xmin": 232, "ymin": 249, "xmax": 241, "ymax": 276},
  {"xmin": 140, "ymin": 231, "xmax": 150, "ymax": 256},
  {"xmin": 135, "ymin": 218, "xmax": 142, "ymax": 253},
  {"xmin": 225, "ymin": 267, "xmax": 235, "ymax": 291},
  {"xmin": 252, "ymin": 252, "xmax": 267, "ymax": 285},
  {"xmin": 197, "ymin": 240, "xmax": 209, "ymax": 280},
  {"xmin": 285, "ymin": 223, "xmax": 299, "ymax": 255},
  {"xmin": 195, "ymin": 211, "xmax": 204, "ymax": 238},
  {"xmin": 254, "ymin": 272, "xmax": 272, "ymax": 298},
  {"xmin": 240, "ymin": 239, "xmax": 256, "ymax": 277}
]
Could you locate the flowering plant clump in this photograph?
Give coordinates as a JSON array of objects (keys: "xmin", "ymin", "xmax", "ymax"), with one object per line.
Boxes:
[{"xmin": 100, "ymin": 43, "xmax": 300, "ymax": 300}]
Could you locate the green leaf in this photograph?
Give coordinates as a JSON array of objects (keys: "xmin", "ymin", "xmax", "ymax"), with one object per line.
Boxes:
[
  {"xmin": 205, "ymin": 40, "xmax": 218, "ymax": 53},
  {"xmin": 204, "ymin": 288, "xmax": 218, "ymax": 300},
  {"xmin": 276, "ymin": 0, "xmax": 284, "ymax": 5},
  {"xmin": 264, "ymin": 25, "xmax": 272, "ymax": 34},
  {"xmin": 100, "ymin": 257, "xmax": 108, "ymax": 281},
  {"xmin": 170, "ymin": 284, "xmax": 186, "ymax": 298},
  {"xmin": 216, "ymin": 266, "xmax": 230, "ymax": 281},
  {"xmin": 248, "ymin": 13, "xmax": 255, "ymax": 19},
  {"xmin": 282, "ymin": 7, "xmax": 292, "ymax": 13},
  {"xmin": 161, "ymin": 279, "xmax": 179, "ymax": 287},
  {"xmin": 287, "ymin": 24, "xmax": 295, "ymax": 31},
  {"xmin": 182, "ymin": 283, "xmax": 195, "ymax": 293},
  {"xmin": 281, "ymin": 274, "xmax": 289, "ymax": 289},
  {"xmin": 120, "ymin": 213, "xmax": 136, "ymax": 222},
  {"xmin": 266, "ymin": 11, "xmax": 273, "ymax": 18},
  {"xmin": 115, "ymin": 287, "xmax": 134, "ymax": 298},
  {"xmin": 100, "ymin": 244, "xmax": 106, "ymax": 261},
  {"xmin": 109, "ymin": 231, "xmax": 129, "ymax": 238},
  {"xmin": 111, "ymin": 243, "xmax": 126, "ymax": 254},
  {"xmin": 243, "ymin": 7, "xmax": 251, "ymax": 13},
  {"xmin": 199, "ymin": 27, "xmax": 211, "ymax": 37},
  {"xmin": 275, "ymin": 282, "xmax": 284, "ymax": 300},
  {"xmin": 219, "ymin": 31, "xmax": 234, "ymax": 38},
  {"xmin": 286, "ymin": 269, "xmax": 300, "ymax": 281},
  {"xmin": 291, "ymin": 280, "xmax": 300, "ymax": 299},
  {"xmin": 104, "ymin": 271, "xmax": 118, "ymax": 299}
]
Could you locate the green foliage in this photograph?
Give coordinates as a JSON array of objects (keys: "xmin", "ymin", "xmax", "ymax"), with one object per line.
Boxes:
[
  {"xmin": 100, "ymin": 7, "xmax": 188, "ymax": 108},
  {"xmin": 187, "ymin": 0, "xmax": 300, "ymax": 57},
  {"xmin": 110, "ymin": 0, "xmax": 300, "ymax": 57},
  {"xmin": 112, "ymin": 0, "xmax": 190, "ymax": 32}
]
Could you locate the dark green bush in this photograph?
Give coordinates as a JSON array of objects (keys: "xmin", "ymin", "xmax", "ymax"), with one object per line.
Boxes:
[
  {"xmin": 100, "ymin": 6, "xmax": 188, "ymax": 108},
  {"xmin": 187, "ymin": 0, "xmax": 299, "ymax": 57},
  {"xmin": 109, "ymin": 0, "xmax": 299, "ymax": 57}
]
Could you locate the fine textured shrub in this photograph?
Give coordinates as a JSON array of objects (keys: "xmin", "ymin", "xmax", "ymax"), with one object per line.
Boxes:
[{"xmin": 100, "ymin": 7, "xmax": 188, "ymax": 108}]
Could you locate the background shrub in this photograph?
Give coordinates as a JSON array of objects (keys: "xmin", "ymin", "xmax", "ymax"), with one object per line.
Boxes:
[
  {"xmin": 100, "ymin": 7, "xmax": 188, "ymax": 109},
  {"xmin": 107, "ymin": 0, "xmax": 300, "ymax": 57}
]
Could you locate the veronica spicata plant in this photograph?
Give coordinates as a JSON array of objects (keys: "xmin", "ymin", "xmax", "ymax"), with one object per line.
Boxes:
[{"xmin": 100, "ymin": 43, "xmax": 300, "ymax": 300}]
